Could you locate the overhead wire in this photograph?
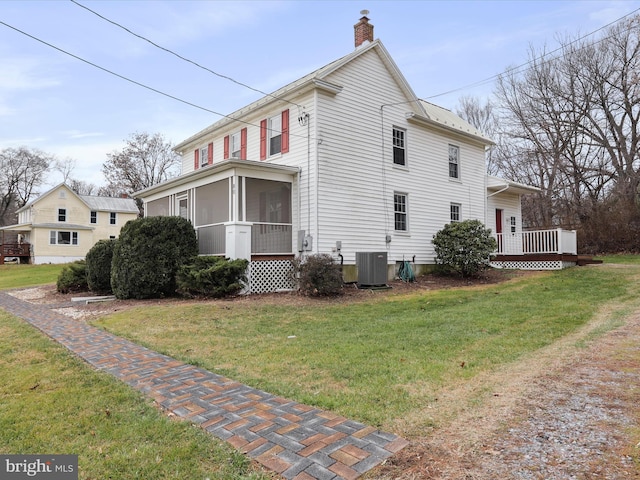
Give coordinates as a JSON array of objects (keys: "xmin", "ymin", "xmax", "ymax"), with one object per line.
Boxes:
[
  {"xmin": 0, "ymin": 20, "xmax": 311, "ymax": 143},
  {"xmin": 423, "ymin": 7, "xmax": 640, "ymax": 101},
  {"xmin": 69, "ymin": 0, "xmax": 304, "ymax": 110}
]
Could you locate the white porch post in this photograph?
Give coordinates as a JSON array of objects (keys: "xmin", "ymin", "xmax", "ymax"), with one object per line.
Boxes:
[{"xmin": 225, "ymin": 221, "xmax": 252, "ymax": 260}]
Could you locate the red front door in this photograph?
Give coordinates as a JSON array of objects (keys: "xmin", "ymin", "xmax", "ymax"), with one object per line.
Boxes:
[{"xmin": 495, "ymin": 209, "xmax": 503, "ymax": 253}]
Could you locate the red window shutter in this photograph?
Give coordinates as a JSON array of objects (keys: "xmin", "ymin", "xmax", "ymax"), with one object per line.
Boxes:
[
  {"xmin": 240, "ymin": 128, "xmax": 247, "ymax": 159},
  {"xmin": 281, "ymin": 109, "xmax": 290, "ymax": 154},
  {"xmin": 260, "ymin": 119, "xmax": 267, "ymax": 160},
  {"xmin": 194, "ymin": 149, "xmax": 199, "ymax": 170},
  {"xmin": 207, "ymin": 142, "xmax": 213, "ymax": 165},
  {"xmin": 223, "ymin": 135, "xmax": 229, "ymax": 160}
]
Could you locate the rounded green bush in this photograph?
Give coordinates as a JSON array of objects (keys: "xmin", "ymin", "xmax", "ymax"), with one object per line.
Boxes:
[
  {"xmin": 56, "ymin": 260, "xmax": 88, "ymax": 294},
  {"xmin": 176, "ymin": 256, "xmax": 248, "ymax": 298},
  {"xmin": 86, "ymin": 239, "xmax": 117, "ymax": 294},
  {"xmin": 432, "ymin": 219, "xmax": 497, "ymax": 278},
  {"xmin": 111, "ymin": 216, "xmax": 198, "ymax": 299}
]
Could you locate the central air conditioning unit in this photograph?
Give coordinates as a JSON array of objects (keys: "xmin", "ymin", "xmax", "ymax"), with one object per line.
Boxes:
[{"xmin": 356, "ymin": 252, "xmax": 388, "ymax": 287}]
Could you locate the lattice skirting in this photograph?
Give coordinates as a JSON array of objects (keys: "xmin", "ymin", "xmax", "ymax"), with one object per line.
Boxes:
[
  {"xmin": 491, "ymin": 260, "xmax": 577, "ymax": 270},
  {"xmin": 248, "ymin": 260, "xmax": 296, "ymax": 294}
]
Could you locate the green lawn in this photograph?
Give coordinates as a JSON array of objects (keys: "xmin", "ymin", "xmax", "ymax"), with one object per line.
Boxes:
[
  {"xmin": 2, "ymin": 262, "xmax": 639, "ymax": 476},
  {"xmin": 0, "ymin": 264, "xmax": 65, "ymax": 289},
  {"xmin": 94, "ymin": 264, "xmax": 640, "ymax": 432}
]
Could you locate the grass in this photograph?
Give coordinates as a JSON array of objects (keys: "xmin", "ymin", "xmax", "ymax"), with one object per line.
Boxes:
[
  {"xmin": 0, "ymin": 310, "xmax": 269, "ymax": 480},
  {"xmin": 0, "ymin": 263, "xmax": 267, "ymax": 478},
  {"xmin": 94, "ymin": 265, "xmax": 640, "ymax": 431},
  {"xmin": 0, "ymin": 264, "xmax": 65, "ymax": 290},
  {"xmin": 595, "ymin": 254, "xmax": 640, "ymax": 264}
]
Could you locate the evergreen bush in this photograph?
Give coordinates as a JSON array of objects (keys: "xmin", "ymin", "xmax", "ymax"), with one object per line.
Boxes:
[
  {"xmin": 294, "ymin": 253, "xmax": 343, "ymax": 296},
  {"xmin": 432, "ymin": 219, "xmax": 497, "ymax": 278},
  {"xmin": 85, "ymin": 239, "xmax": 117, "ymax": 294},
  {"xmin": 56, "ymin": 260, "xmax": 88, "ymax": 294},
  {"xmin": 176, "ymin": 256, "xmax": 248, "ymax": 298},
  {"xmin": 111, "ymin": 216, "xmax": 198, "ymax": 299}
]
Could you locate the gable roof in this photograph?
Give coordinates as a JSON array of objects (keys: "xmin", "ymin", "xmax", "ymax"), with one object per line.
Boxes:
[
  {"xmin": 16, "ymin": 183, "xmax": 138, "ymax": 214},
  {"xmin": 174, "ymin": 40, "xmax": 427, "ymax": 152}
]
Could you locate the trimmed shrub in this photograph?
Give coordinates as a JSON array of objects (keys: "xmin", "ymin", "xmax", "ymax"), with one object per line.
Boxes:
[
  {"xmin": 432, "ymin": 219, "xmax": 497, "ymax": 278},
  {"xmin": 86, "ymin": 239, "xmax": 117, "ymax": 294},
  {"xmin": 56, "ymin": 260, "xmax": 88, "ymax": 294},
  {"xmin": 176, "ymin": 256, "xmax": 248, "ymax": 298},
  {"xmin": 111, "ymin": 216, "xmax": 198, "ymax": 299},
  {"xmin": 294, "ymin": 253, "xmax": 343, "ymax": 296}
]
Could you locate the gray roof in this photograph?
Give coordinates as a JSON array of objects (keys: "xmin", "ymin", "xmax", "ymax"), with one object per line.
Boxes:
[{"xmin": 81, "ymin": 195, "xmax": 139, "ymax": 213}]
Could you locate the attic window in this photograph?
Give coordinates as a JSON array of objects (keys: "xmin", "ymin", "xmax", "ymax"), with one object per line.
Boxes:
[
  {"xmin": 58, "ymin": 208, "xmax": 66, "ymax": 222},
  {"xmin": 448, "ymin": 144, "xmax": 460, "ymax": 179}
]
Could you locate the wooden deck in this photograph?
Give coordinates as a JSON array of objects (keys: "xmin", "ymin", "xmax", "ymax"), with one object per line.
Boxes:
[
  {"xmin": 491, "ymin": 253, "xmax": 602, "ymax": 270},
  {"xmin": 0, "ymin": 243, "xmax": 31, "ymax": 264}
]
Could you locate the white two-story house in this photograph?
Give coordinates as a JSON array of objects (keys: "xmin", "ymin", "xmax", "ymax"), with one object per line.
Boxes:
[{"xmin": 136, "ymin": 16, "xmax": 567, "ymax": 293}]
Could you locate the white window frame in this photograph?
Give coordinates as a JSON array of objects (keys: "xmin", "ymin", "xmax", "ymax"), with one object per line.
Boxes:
[
  {"xmin": 510, "ymin": 216, "xmax": 517, "ymax": 233},
  {"xmin": 268, "ymin": 114, "xmax": 282, "ymax": 156},
  {"xmin": 392, "ymin": 127, "xmax": 406, "ymax": 166},
  {"xmin": 450, "ymin": 203, "xmax": 461, "ymax": 223},
  {"xmin": 200, "ymin": 146, "xmax": 208, "ymax": 167},
  {"xmin": 49, "ymin": 230, "xmax": 78, "ymax": 245},
  {"xmin": 110, "ymin": 212, "xmax": 117, "ymax": 225},
  {"xmin": 58, "ymin": 208, "xmax": 66, "ymax": 222},
  {"xmin": 394, "ymin": 192, "xmax": 408, "ymax": 232},
  {"xmin": 230, "ymin": 131, "xmax": 241, "ymax": 159},
  {"xmin": 449, "ymin": 144, "xmax": 460, "ymax": 180}
]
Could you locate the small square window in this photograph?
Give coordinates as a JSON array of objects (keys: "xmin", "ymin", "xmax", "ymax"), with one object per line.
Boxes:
[
  {"xmin": 394, "ymin": 193, "xmax": 408, "ymax": 231},
  {"xmin": 450, "ymin": 203, "xmax": 461, "ymax": 223},
  {"xmin": 449, "ymin": 145, "xmax": 460, "ymax": 179},
  {"xmin": 58, "ymin": 208, "xmax": 66, "ymax": 222},
  {"xmin": 110, "ymin": 212, "xmax": 117, "ymax": 225}
]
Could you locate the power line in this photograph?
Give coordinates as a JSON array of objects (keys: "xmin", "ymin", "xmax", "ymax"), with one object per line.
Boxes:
[
  {"xmin": 69, "ymin": 0, "xmax": 304, "ymax": 110},
  {"xmin": 0, "ymin": 20, "xmax": 308, "ymax": 142},
  {"xmin": 424, "ymin": 7, "xmax": 640, "ymax": 101}
]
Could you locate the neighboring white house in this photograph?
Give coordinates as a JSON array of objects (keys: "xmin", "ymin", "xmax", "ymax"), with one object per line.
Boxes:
[
  {"xmin": 135, "ymin": 15, "xmax": 564, "ymax": 292},
  {"xmin": 0, "ymin": 183, "xmax": 139, "ymax": 264}
]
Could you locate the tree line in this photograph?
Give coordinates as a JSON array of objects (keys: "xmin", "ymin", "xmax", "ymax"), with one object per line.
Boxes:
[
  {"xmin": 0, "ymin": 132, "xmax": 180, "ymax": 226},
  {"xmin": 457, "ymin": 15, "xmax": 640, "ymax": 253}
]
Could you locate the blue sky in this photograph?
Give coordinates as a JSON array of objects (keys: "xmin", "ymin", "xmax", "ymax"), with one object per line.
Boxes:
[{"xmin": 1, "ymin": 0, "xmax": 639, "ymax": 188}]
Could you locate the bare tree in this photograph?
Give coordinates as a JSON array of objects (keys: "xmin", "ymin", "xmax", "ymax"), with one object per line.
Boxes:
[
  {"xmin": 455, "ymin": 96, "xmax": 501, "ymax": 175},
  {"xmin": 102, "ymin": 132, "xmax": 181, "ymax": 195},
  {"xmin": 67, "ymin": 178, "xmax": 100, "ymax": 196},
  {"xmin": 0, "ymin": 147, "xmax": 53, "ymax": 226},
  {"xmin": 494, "ymin": 15, "xmax": 640, "ymax": 247}
]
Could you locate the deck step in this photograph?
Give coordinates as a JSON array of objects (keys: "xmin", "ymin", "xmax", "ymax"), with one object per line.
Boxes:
[{"xmin": 577, "ymin": 256, "xmax": 603, "ymax": 266}]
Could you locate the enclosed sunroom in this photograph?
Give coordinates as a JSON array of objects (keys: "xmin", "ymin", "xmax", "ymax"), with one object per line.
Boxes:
[{"xmin": 136, "ymin": 160, "xmax": 298, "ymax": 292}]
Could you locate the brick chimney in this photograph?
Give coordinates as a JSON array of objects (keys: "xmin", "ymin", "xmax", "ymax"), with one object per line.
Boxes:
[{"xmin": 354, "ymin": 11, "xmax": 374, "ymax": 48}]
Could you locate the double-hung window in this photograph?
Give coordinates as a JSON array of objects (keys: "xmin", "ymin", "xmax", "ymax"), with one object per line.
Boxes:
[
  {"xmin": 90, "ymin": 211, "xmax": 97, "ymax": 224},
  {"xmin": 449, "ymin": 144, "xmax": 460, "ymax": 179},
  {"xmin": 394, "ymin": 193, "xmax": 408, "ymax": 232},
  {"xmin": 58, "ymin": 208, "xmax": 66, "ymax": 222},
  {"xmin": 230, "ymin": 132, "xmax": 241, "ymax": 158},
  {"xmin": 392, "ymin": 128, "xmax": 406, "ymax": 166},
  {"xmin": 450, "ymin": 203, "xmax": 461, "ymax": 223},
  {"xmin": 200, "ymin": 147, "xmax": 208, "ymax": 167},
  {"xmin": 110, "ymin": 212, "xmax": 117, "ymax": 225},
  {"xmin": 268, "ymin": 114, "xmax": 282, "ymax": 156}
]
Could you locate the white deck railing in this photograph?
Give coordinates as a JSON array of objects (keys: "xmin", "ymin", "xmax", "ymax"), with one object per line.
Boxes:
[{"xmin": 495, "ymin": 228, "xmax": 577, "ymax": 255}]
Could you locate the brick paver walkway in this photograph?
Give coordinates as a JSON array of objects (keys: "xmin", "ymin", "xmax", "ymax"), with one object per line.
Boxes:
[{"xmin": 0, "ymin": 291, "xmax": 408, "ymax": 480}]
